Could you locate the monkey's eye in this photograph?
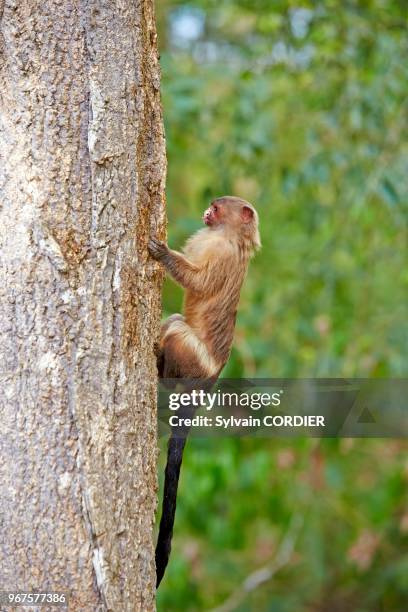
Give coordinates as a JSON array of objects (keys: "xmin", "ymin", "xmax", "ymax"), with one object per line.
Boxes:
[{"xmin": 213, "ymin": 205, "xmax": 218, "ymax": 212}]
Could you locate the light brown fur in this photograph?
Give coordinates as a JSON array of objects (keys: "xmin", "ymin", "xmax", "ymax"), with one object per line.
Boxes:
[{"xmin": 149, "ymin": 196, "xmax": 260, "ymax": 379}]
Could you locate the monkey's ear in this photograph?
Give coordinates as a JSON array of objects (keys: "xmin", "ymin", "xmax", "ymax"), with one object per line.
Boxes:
[{"xmin": 241, "ymin": 205, "xmax": 254, "ymax": 223}]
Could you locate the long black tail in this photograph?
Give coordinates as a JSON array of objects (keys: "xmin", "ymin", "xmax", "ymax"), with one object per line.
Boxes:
[
  {"xmin": 155, "ymin": 434, "xmax": 187, "ymax": 587},
  {"xmin": 155, "ymin": 377, "xmax": 216, "ymax": 587}
]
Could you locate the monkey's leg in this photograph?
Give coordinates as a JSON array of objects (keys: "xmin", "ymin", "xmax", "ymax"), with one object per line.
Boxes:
[
  {"xmin": 160, "ymin": 319, "xmax": 219, "ymax": 379},
  {"xmin": 156, "ymin": 314, "xmax": 184, "ymax": 378},
  {"xmin": 160, "ymin": 313, "xmax": 184, "ymax": 337}
]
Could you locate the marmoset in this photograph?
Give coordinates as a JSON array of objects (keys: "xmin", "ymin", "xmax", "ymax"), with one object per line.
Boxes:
[{"xmin": 149, "ymin": 195, "xmax": 260, "ymax": 586}]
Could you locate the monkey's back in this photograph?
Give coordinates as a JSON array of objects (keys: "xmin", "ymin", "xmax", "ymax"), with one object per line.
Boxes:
[
  {"xmin": 184, "ymin": 259, "xmax": 247, "ymax": 367},
  {"xmin": 182, "ymin": 226, "xmax": 253, "ymax": 370}
]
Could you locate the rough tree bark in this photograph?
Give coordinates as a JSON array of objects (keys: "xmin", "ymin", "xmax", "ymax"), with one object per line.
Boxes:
[{"xmin": 0, "ymin": 1, "xmax": 166, "ymax": 610}]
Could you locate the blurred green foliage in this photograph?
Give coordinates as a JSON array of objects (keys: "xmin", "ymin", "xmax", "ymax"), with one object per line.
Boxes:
[{"xmin": 155, "ymin": 1, "xmax": 408, "ymax": 609}]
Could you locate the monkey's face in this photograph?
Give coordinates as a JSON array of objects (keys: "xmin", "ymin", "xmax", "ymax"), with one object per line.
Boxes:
[
  {"xmin": 203, "ymin": 196, "xmax": 256, "ymax": 230},
  {"xmin": 203, "ymin": 202, "xmax": 221, "ymax": 226}
]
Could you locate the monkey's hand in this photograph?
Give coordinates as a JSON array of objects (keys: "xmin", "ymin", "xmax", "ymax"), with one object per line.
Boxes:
[
  {"xmin": 148, "ymin": 238, "xmax": 169, "ymax": 262},
  {"xmin": 148, "ymin": 239, "xmax": 200, "ymax": 289}
]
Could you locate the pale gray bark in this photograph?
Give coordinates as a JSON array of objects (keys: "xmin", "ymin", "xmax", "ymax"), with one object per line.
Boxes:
[{"xmin": 0, "ymin": 1, "xmax": 166, "ymax": 610}]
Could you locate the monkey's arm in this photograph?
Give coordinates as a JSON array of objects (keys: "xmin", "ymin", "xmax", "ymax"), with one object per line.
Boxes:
[
  {"xmin": 149, "ymin": 238, "xmax": 224, "ymax": 294},
  {"xmin": 148, "ymin": 238, "xmax": 201, "ymax": 290}
]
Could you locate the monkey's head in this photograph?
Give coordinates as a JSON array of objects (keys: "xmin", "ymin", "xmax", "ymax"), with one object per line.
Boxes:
[{"xmin": 203, "ymin": 196, "xmax": 261, "ymax": 250}]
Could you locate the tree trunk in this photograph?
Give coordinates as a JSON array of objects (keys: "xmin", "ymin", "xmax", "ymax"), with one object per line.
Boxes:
[{"xmin": 0, "ymin": 1, "xmax": 166, "ymax": 610}]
